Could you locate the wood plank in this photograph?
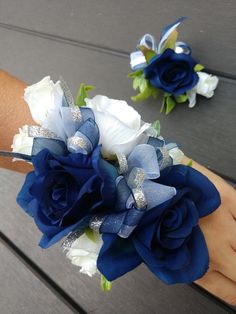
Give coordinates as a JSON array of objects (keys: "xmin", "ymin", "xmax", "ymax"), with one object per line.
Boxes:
[
  {"xmin": 0, "ymin": 242, "xmax": 73, "ymax": 314},
  {"xmin": 0, "ymin": 168, "xmax": 231, "ymax": 314},
  {"xmin": 0, "ymin": 27, "xmax": 235, "ymax": 180},
  {"xmin": 0, "ymin": 0, "xmax": 235, "ymax": 76}
]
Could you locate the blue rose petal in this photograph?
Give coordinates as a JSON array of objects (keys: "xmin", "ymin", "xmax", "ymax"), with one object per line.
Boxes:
[
  {"xmin": 144, "ymin": 48, "xmax": 199, "ymax": 95},
  {"xmin": 159, "ymin": 165, "xmax": 221, "ymax": 217},
  {"xmin": 97, "ymin": 234, "xmax": 142, "ymax": 281},
  {"xmin": 98, "ymin": 163, "xmax": 220, "ymax": 284},
  {"xmin": 16, "ymin": 147, "xmax": 118, "ymax": 249}
]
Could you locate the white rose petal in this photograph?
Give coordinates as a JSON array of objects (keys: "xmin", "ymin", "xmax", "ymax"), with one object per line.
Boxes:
[
  {"xmin": 11, "ymin": 125, "xmax": 34, "ymax": 161},
  {"xmin": 66, "ymin": 232, "xmax": 103, "ymax": 277},
  {"xmin": 85, "ymin": 95, "xmax": 141, "ymax": 130},
  {"xmin": 187, "ymin": 72, "xmax": 219, "ymax": 108},
  {"xmin": 24, "ymin": 76, "xmax": 63, "ymax": 125},
  {"xmin": 187, "ymin": 90, "xmax": 197, "ymax": 108},
  {"xmin": 85, "ymin": 95, "xmax": 150, "ymax": 157},
  {"xmin": 196, "ymin": 72, "xmax": 219, "ymax": 98}
]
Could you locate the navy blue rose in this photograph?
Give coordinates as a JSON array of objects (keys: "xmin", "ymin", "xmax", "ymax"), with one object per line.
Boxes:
[
  {"xmin": 144, "ymin": 49, "xmax": 199, "ymax": 95},
  {"xmin": 17, "ymin": 147, "xmax": 118, "ymax": 248},
  {"xmin": 97, "ymin": 165, "xmax": 221, "ymax": 284}
]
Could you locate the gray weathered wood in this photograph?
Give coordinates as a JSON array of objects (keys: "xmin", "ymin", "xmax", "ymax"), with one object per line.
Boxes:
[
  {"xmin": 0, "ymin": 27, "xmax": 235, "ymax": 180},
  {"xmin": 0, "ymin": 0, "xmax": 235, "ymax": 76},
  {"xmin": 0, "ymin": 168, "xmax": 231, "ymax": 314},
  {"xmin": 0, "ymin": 4, "xmax": 235, "ymax": 311},
  {"xmin": 0, "ymin": 242, "xmax": 73, "ymax": 314}
]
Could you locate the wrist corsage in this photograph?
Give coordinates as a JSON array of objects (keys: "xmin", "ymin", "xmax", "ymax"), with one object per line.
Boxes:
[
  {"xmin": 129, "ymin": 17, "xmax": 219, "ymax": 114},
  {"xmin": 0, "ymin": 76, "xmax": 220, "ymax": 291}
]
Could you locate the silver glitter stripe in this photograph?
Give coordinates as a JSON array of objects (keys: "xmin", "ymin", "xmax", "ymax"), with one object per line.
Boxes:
[
  {"xmin": 132, "ymin": 187, "xmax": 147, "ymax": 209},
  {"xmin": 59, "ymin": 76, "xmax": 75, "ymax": 107},
  {"xmin": 61, "ymin": 230, "xmax": 83, "ymax": 250},
  {"xmin": 116, "ymin": 153, "xmax": 128, "ymax": 174},
  {"xmin": 67, "ymin": 136, "xmax": 90, "ymax": 153},
  {"xmin": 28, "ymin": 125, "xmax": 59, "ymax": 139},
  {"xmin": 71, "ymin": 107, "xmax": 82, "ymax": 122},
  {"xmin": 89, "ymin": 216, "xmax": 105, "ymax": 233},
  {"xmin": 127, "ymin": 167, "xmax": 145, "ymax": 189},
  {"xmin": 159, "ymin": 147, "xmax": 171, "ymax": 170}
]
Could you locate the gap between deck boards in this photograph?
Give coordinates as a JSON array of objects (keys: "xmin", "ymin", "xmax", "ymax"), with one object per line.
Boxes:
[
  {"xmin": 0, "ymin": 21, "xmax": 235, "ymax": 81},
  {"xmin": 0, "ymin": 19, "xmax": 235, "ymax": 313},
  {"xmin": 0, "ymin": 231, "xmax": 87, "ymax": 314}
]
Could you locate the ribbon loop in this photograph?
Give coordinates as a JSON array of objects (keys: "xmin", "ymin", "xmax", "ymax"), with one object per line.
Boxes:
[
  {"xmin": 175, "ymin": 41, "xmax": 191, "ymax": 55},
  {"xmin": 127, "ymin": 167, "xmax": 145, "ymax": 189},
  {"xmin": 67, "ymin": 134, "xmax": 91, "ymax": 154},
  {"xmin": 138, "ymin": 33, "xmax": 157, "ymax": 51}
]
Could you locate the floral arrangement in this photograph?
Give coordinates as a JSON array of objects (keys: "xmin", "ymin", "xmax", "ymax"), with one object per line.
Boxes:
[
  {"xmin": 0, "ymin": 76, "xmax": 220, "ymax": 291},
  {"xmin": 129, "ymin": 17, "xmax": 219, "ymax": 114}
]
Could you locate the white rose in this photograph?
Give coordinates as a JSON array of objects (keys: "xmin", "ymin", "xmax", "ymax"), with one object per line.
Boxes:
[
  {"xmin": 24, "ymin": 76, "xmax": 63, "ymax": 125},
  {"xmin": 66, "ymin": 232, "xmax": 103, "ymax": 277},
  {"xmin": 196, "ymin": 72, "xmax": 219, "ymax": 98},
  {"xmin": 85, "ymin": 95, "xmax": 150, "ymax": 157},
  {"xmin": 188, "ymin": 72, "xmax": 219, "ymax": 108},
  {"xmin": 11, "ymin": 125, "xmax": 34, "ymax": 161}
]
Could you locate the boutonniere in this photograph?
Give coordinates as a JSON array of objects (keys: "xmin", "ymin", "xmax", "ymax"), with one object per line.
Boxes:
[{"xmin": 129, "ymin": 17, "xmax": 219, "ymax": 114}]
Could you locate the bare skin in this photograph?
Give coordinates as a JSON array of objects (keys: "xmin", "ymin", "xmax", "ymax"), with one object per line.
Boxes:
[
  {"xmin": 182, "ymin": 158, "xmax": 236, "ymax": 305},
  {"xmin": 0, "ymin": 71, "xmax": 235, "ymax": 305}
]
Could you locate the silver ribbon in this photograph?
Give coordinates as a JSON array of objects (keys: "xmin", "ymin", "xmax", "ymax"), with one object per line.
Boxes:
[
  {"xmin": 71, "ymin": 107, "xmax": 82, "ymax": 122},
  {"xmin": 28, "ymin": 125, "xmax": 59, "ymax": 140},
  {"xmin": 89, "ymin": 216, "xmax": 106, "ymax": 233},
  {"xmin": 117, "ymin": 152, "xmax": 129, "ymax": 174},
  {"xmin": 61, "ymin": 230, "xmax": 83, "ymax": 251},
  {"xmin": 59, "ymin": 76, "xmax": 75, "ymax": 107},
  {"xmin": 67, "ymin": 135, "xmax": 91, "ymax": 154}
]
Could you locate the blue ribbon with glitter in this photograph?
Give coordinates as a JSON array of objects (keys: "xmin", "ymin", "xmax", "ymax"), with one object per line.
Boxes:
[
  {"xmin": 0, "ymin": 81, "xmax": 100, "ymax": 159},
  {"xmin": 89, "ymin": 144, "xmax": 176, "ymax": 238}
]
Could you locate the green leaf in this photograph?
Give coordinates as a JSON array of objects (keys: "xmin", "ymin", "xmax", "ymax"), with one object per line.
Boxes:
[
  {"xmin": 85, "ymin": 228, "xmax": 96, "ymax": 243},
  {"xmin": 127, "ymin": 69, "xmax": 143, "ymax": 78},
  {"xmin": 131, "ymin": 89, "xmax": 151, "ymax": 102},
  {"xmin": 75, "ymin": 83, "xmax": 95, "ymax": 107},
  {"xmin": 151, "ymin": 120, "xmax": 161, "ymax": 136},
  {"xmin": 194, "ymin": 64, "xmax": 205, "ymax": 72},
  {"xmin": 138, "ymin": 45, "xmax": 157, "ymax": 63},
  {"xmin": 130, "ymin": 70, "xmax": 159, "ymax": 102},
  {"xmin": 187, "ymin": 159, "xmax": 193, "ymax": 167},
  {"xmin": 100, "ymin": 274, "xmax": 112, "ymax": 292},
  {"xmin": 131, "ymin": 86, "xmax": 151, "ymax": 101},
  {"xmin": 133, "ymin": 75, "xmax": 142, "ymax": 90},
  {"xmin": 131, "ymin": 76, "xmax": 152, "ymax": 101},
  {"xmin": 175, "ymin": 94, "xmax": 188, "ymax": 103},
  {"xmin": 160, "ymin": 97, "xmax": 166, "ymax": 113},
  {"xmin": 160, "ymin": 29, "xmax": 178, "ymax": 53},
  {"xmin": 166, "ymin": 96, "xmax": 176, "ymax": 114},
  {"xmin": 149, "ymin": 85, "xmax": 159, "ymax": 99},
  {"xmin": 139, "ymin": 75, "xmax": 148, "ymax": 92}
]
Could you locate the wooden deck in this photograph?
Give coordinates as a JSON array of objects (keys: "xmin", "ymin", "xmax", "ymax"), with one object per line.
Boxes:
[{"xmin": 0, "ymin": 1, "xmax": 235, "ymax": 313}]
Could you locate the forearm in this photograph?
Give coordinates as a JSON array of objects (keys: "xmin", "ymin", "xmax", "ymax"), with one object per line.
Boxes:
[{"xmin": 0, "ymin": 71, "xmax": 33, "ymax": 173}]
